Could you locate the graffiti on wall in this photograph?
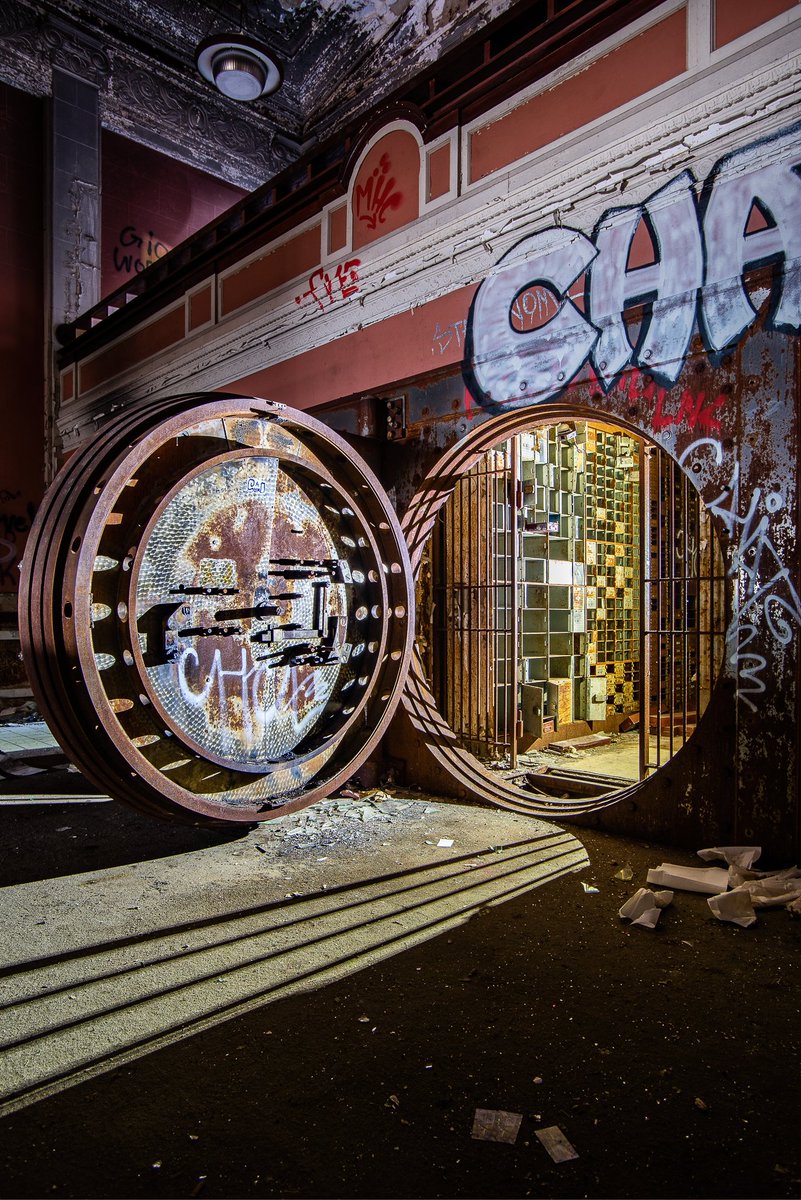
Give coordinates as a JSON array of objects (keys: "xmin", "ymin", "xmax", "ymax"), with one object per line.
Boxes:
[
  {"xmin": 112, "ymin": 226, "xmax": 171, "ymax": 276},
  {"xmin": 432, "ymin": 318, "xmax": 467, "ymax": 355},
  {"xmin": 294, "ymin": 260, "xmax": 362, "ymax": 312},
  {"xmin": 464, "ymin": 121, "xmax": 801, "ymax": 712},
  {"xmin": 679, "ymin": 440, "xmax": 801, "ymax": 712},
  {"xmin": 465, "ymin": 121, "xmax": 801, "ymax": 409},
  {"xmin": 618, "ymin": 369, "xmax": 731, "ymax": 435},
  {"xmin": 354, "ymin": 153, "xmax": 403, "ymax": 231},
  {"xmin": 0, "ymin": 490, "xmax": 36, "ymax": 588}
]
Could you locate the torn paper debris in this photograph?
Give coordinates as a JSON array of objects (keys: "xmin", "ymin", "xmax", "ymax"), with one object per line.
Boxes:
[
  {"xmin": 535, "ymin": 1125, "xmax": 579, "ymax": 1163},
  {"xmin": 646, "ymin": 863, "xmax": 728, "ymax": 895},
  {"xmin": 708, "ymin": 889, "xmax": 757, "ymax": 928},
  {"xmin": 698, "ymin": 846, "xmax": 762, "ymax": 870},
  {"xmin": 618, "ymin": 887, "xmax": 673, "ymax": 929},
  {"xmin": 437, "ymin": 838, "xmax": 454, "ymax": 848},
  {"xmin": 729, "ymin": 867, "xmax": 801, "ymax": 908},
  {"xmin": 471, "ymin": 1108, "xmax": 522, "ymax": 1144}
]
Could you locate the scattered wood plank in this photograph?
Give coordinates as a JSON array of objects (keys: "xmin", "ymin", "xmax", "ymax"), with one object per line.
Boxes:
[{"xmin": 548, "ymin": 733, "xmax": 611, "ymax": 753}]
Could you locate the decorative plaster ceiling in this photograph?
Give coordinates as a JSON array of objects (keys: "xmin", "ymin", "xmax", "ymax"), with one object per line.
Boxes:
[{"xmin": 0, "ymin": 0, "xmax": 528, "ymax": 189}]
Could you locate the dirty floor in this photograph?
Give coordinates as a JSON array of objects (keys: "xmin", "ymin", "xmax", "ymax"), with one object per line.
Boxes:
[{"xmin": 0, "ymin": 768, "xmax": 799, "ymax": 1200}]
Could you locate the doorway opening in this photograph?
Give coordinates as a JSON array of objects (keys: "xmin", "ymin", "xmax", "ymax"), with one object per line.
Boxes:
[{"xmin": 417, "ymin": 420, "xmax": 727, "ymax": 801}]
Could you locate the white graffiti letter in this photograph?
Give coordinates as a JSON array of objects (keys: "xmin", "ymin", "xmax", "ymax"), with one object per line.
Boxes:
[
  {"xmin": 701, "ymin": 122, "xmax": 801, "ymax": 350},
  {"xmin": 589, "ymin": 171, "xmax": 703, "ymax": 388},
  {"xmin": 468, "ymin": 226, "xmax": 598, "ymax": 406}
]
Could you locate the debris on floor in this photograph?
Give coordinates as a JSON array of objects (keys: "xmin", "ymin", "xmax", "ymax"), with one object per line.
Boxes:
[
  {"xmin": 641, "ymin": 847, "xmax": 801, "ymax": 927},
  {"xmin": 535, "ymin": 1125, "xmax": 579, "ymax": 1163},
  {"xmin": 0, "ymin": 695, "xmax": 38, "ymax": 722},
  {"xmin": 707, "ymin": 889, "xmax": 757, "ymax": 928},
  {"xmin": 613, "ymin": 865, "xmax": 634, "ymax": 881},
  {"xmin": 548, "ymin": 733, "xmax": 611, "ymax": 754},
  {"xmin": 618, "ymin": 887, "xmax": 673, "ymax": 929},
  {"xmin": 470, "ymin": 1108, "xmax": 523, "ymax": 1144},
  {"xmin": 698, "ymin": 845, "xmax": 762, "ymax": 872},
  {"xmin": 646, "ymin": 862, "xmax": 729, "ymax": 894},
  {"xmin": 259, "ymin": 792, "xmax": 443, "ymax": 857},
  {"xmin": 581, "ymin": 881, "xmax": 600, "ymax": 894}
]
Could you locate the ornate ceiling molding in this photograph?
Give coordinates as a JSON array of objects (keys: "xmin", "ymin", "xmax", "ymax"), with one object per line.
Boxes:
[
  {"xmin": 0, "ymin": 0, "xmax": 297, "ymax": 190},
  {"xmin": 103, "ymin": 54, "xmax": 291, "ymax": 190},
  {"xmin": 0, "ymin": 2, "xmax": 50, "ymax": 96},
  {"xmin": 44, "ymin": 18, "xmax": 110, "ymax": 85}
]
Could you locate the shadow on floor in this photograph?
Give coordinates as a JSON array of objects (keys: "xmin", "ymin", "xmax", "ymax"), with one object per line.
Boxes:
[{"xmin": 0, "ymin": 801, "xmax": 250, "ymax": 887}]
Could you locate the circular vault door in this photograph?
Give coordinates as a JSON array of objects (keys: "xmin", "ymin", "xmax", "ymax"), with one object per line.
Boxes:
[{"xmin": 20, "ymin": 396, "xmax": 414, "ymax": 824}]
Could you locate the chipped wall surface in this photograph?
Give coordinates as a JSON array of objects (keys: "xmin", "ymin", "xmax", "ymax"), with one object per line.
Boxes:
[{"xmin": 100, "ymin": 132, "xmax": 246, "ymax": 298}]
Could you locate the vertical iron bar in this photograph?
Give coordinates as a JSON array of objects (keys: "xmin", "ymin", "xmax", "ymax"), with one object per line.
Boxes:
[
  {"xmin": 639, "ymin": 442, "xmax": 650, "ymax": 779},
  {"xmin": 685, "ymin": 469, "xmax": 691, "ymax": 745},
  {"xmin": 510, "ymin": 436, "xmax": 519, "ymax": 768},
  {"xmin": 666, "ymin": 456, "xmax": 671, "ymax": 758},
  {"xmin": 655, "ymin": 449, "xmax": 663, "ymax": 770}
]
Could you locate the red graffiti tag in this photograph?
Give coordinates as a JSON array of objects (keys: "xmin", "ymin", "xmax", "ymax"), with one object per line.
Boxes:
[
  {"xmin": 650, "ymin": 386, "xmax": 727, "ymax": 433},
  {"xmin": 354, "ymin": 153, "xmax": 403, "ymax": 231},
  {"xmin": 294, "ymin": 259, "xmax": 361, "ymax": 311}
]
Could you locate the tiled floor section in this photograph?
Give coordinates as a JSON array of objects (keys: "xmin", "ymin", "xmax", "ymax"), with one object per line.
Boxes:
[{"xmin": 0, "ymin": 722, "xmax": 58, "ymax": 754}]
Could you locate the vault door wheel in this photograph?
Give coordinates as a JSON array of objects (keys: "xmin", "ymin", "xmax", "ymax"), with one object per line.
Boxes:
[{"xmin": 21, "ymin": 396, "xmax": 414, "ymax": 824}]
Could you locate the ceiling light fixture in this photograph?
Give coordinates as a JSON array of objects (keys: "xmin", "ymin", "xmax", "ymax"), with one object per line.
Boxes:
[{"xmin": 196, "ymin": 32, "xmax": 283, "ymax": 102}]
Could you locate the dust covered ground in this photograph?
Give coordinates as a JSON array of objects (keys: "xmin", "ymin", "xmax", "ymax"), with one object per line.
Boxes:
[{"xmin": 0, "ymin": 788, "xmax": 799, "ymax": 1200}]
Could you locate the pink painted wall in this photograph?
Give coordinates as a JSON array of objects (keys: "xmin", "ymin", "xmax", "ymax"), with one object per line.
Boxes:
[
  {"xmin": 101, "ymin": 131, "xmax": 246, "ymax": 298},
  {"xmin": 0, "ymin": 82, "xmax": 45, "ymax": 592}
]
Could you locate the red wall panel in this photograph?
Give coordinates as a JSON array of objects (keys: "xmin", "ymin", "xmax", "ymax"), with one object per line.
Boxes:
[
  {"xmin": 101, "ymin": 131, "xmax": 246, "ymax": 298},
  {"xmin": 714, "ymin": 0, "xmax": 797, "ymax": 47},
  {"xmin": 0, "ymin": 82, "xmax": 45, "ymax": 592}
]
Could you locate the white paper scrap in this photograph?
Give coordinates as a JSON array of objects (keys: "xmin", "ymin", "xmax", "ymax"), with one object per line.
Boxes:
[
  {"xmin": 631, "ymin": 906, "xmax": 661, "ymax": 929},
  {"xmin": 646, "ymin": 863, "xmax": 729, "ymax": 895},
  {"xmin": 730, "ymin": 868, "xmax": 801, "ymax": 908},
  {"xmin": 437, "ymin": 838, "xmax": 454, "ymax": 848},
  {"xmin": 535, "ymin": 1125, "xmax": 579, "ymax": 1163},
  {"xmin": 698, "ymin": 845, "xmax": 762, "ymax": 870},
  {"xmin": 619, "ymin": 888, "xmax": 656, "ymax": 920},
  {"xmin": 618, "ymin": 887, "xmax": 672, "ymax": 929},
  {"xmin": 471, "ymin": 1108, "xmax": 522, "ymax": 1143},
  {"xmin": 708, "ymin": 889, "xmax": 757, "ymax": 927}
]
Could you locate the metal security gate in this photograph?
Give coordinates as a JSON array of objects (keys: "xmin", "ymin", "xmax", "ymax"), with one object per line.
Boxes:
[
  {"xmin": 640, "ymin": 446, "xmax": 727, "ymax": 775},
  {"xmin": 431, "ymin": 444, "xmax": 519, "ymax": 765},
  {"xmin": 428, "ymin": 424, "xmax": 726, "ymax": 786}
]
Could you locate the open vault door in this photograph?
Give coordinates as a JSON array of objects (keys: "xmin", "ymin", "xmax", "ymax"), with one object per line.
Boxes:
[
  {"xmin": 417, "ymin": 422, "xmax": 726, "ymax": 798},
  {"xmin": 20, "ymin": 395, "xmax": 414, "ymax": 825}
]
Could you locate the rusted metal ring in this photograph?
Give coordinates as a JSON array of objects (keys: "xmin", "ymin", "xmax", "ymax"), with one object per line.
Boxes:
[{"xmin": 20, "ymin": 395, "xmax": 414, "ymax": 824}]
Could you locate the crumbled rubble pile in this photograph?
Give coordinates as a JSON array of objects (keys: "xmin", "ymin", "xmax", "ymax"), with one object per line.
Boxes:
[
  {"xmin": 264, "ymin": 790, "xmax": 441, "ymax": 857},
  {"xmin": 0, "ymin": 697, "xmax": 39, "ymax": 722}
]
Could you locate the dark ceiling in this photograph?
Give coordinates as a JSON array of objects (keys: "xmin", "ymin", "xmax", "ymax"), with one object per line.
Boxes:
[{"xmin": 0, "ymin": 0, "xmax": 528, "ymax": 188}]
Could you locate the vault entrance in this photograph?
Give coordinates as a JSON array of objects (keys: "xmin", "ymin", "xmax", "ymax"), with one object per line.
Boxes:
[{"xmin": 419, "ymin": 419, "xmax": 726, "ymax": 800}]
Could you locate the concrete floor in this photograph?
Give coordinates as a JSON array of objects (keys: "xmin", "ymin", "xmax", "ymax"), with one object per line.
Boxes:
[
  {"xmin": 0, "ymin": 730, "xmax": 587, "ymax": 1119},
  {"xmin": 1, "ymin": 722, "xmax": 800, "ymax": 1199}
]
